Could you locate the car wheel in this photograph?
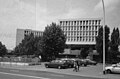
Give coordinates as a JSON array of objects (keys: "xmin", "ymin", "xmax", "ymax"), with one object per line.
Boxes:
[
  {"xmin": 84, "ymin": 64, "xmax": 87, "ymax": 67},
  {"xmin": 107, "ymin": 69, "xmax": 111, "ymax": 74},
  {"xmin": 45, "ymin": 65, "xmax": 49, "ymax": 68},
  {"xmin": 69, "ymin": 65, "xmax": 72, "ymax": 68},
  {"xmin": 58, "ymin": 66, "xmax": 61, "ymax": 69}
]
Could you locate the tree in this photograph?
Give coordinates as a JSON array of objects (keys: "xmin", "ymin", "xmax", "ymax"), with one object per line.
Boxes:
[
  {"xmin": 0, "ymin": 41, "xmax": 7, "ymax": 56},
  {"xmin": 96, "ymin": 25, "xmax": 110, "ymax": 62},
  {"xmin": 42, "ymin": 23, "xmax": 66, "ymax": 61},
  {"xmin": 14, "ymin": 33, "xmax": 42, "ymax": 56},
  {"xmin": 110, "ymin": 28, "xmax": 119, "ymax": 51},
  {"xmin": 109, "ymin": 27, "xmax": 120, "ymax": 63}
]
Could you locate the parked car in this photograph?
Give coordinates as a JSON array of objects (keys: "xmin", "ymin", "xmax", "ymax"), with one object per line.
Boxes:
[
  {"xmin": 84, "ymin": 59, "xmax": 97, "ymax": 65},
  {"xmin": 105, "ymin": 63, "xmax": 120, "ymax": 74},
  {"xmin": 60, "ymin": 58, "xmax": 75, "ymax": 68},
  {"xmin": 60, "ymin": 58, "xmax": 88, "ymax": 67},
  {"xmin": 45, "ymin": 60, "xmax": 69, "ymax": 69}
]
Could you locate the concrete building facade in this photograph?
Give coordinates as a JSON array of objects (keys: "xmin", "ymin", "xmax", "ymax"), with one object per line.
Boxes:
[
  {"xmin": 59, "ymin": 18, "xmax": 102, "ymax": 58},
  {"xmin": 16, "ymin": 29, "xmax": 43, "ymax": 46},
  {"xmin": 59, "ymin": 18, "xmax": 102, "ymax": 45}
]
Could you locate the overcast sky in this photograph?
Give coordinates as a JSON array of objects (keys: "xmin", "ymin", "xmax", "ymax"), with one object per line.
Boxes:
[{"xmin": 0, "ymin": 0, "xmax": 120, "ymax": 49}]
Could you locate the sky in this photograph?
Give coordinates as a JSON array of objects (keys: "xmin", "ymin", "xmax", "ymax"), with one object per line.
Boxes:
[{"xmin": 0, "ymin": 0, "xmax": 120, "ymax": 50}]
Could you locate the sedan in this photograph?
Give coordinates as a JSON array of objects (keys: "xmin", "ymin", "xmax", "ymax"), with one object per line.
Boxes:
[
  {"xmin": 105, "ymin": 64, "xmax": 120, "ymax": 74},
  {"xmin": 85, "ymin": 59, "xmax": 97, "ymax": 65},
  {"xmin": 45, "ymin": 60, "xmax": 69, "ymax": 69}
]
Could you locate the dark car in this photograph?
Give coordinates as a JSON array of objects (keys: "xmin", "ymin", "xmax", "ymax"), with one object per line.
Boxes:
[
  {"xmin": 45, "ymin": 60, "xmax": 69, "ymax": 69},
  {"xmin": 61, "ymin": 58, "xmax": 87, "ymax": 67},
  {"xmin": 85, "ymin": 59, "xmax": 97, "ymax": 65},
  {"xmin": 75, "ymin": 59, "xmax": 88, "ymax": 66},
  {"xmin": 61, "ymin": 59, "xmax": 74, "ymax": 68}
]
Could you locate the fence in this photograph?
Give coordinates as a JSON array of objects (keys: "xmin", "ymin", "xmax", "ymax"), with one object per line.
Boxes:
[{"xmin": 0, "ymin": 57, "xmax": 41, "ymax": 65}]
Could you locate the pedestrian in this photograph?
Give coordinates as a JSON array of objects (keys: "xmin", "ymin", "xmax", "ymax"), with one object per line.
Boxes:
[
  {"xmin": 73, "ymin": 61, "xmax": 78, "ymax": 72},
  {"xmin": 77, "ymin": 60, "xmax": 81, "ymax": 71}
]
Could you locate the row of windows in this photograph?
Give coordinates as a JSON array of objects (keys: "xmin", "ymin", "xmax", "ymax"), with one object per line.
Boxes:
[
  {"xmin": 24, "ymin": 31, "xmax": 43, "ymax": 36},
  {"xmin": 64, "ymin": 31, "xmax": 98, "ymax": 36},
  {"xmin": 61, "ymin": 26, "xmax": 100, "ymax": 31},
  {"xmin": 60, "ymin": 20, "xmax": 101, "ymax": 26},
  {"xmin": 67, "ymin": 36, "xmax": 96, "ymax": 42}
]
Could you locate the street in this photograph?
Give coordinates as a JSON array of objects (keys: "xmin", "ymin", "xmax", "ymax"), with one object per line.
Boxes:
[{"xmin": 0, "ymin": 67, "xmax": 103, "ymax": 79}]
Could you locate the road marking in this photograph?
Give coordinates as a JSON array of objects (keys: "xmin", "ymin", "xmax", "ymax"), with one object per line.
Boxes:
[
  {"xmin": 50, "ymin": 74, "xmax": 64, "ymax": 77},
  {"xmin": 10, "ymin": 70, "xmax": 19, "ymax": 72},
  {"xmin": 0, "ymin": 71, "xmax": 50, "ymax": 79}
]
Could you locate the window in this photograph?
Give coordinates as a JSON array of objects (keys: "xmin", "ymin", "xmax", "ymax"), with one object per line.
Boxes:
[
  {"xmin": 92, "ymin": 31, "xmax": 94, "ymax": 35},
  {"xmin": 80, "ymin": 31, "xmax": 82, "ymax": 35},
  {"xmin": 83, "ymin": 37, "xmax": 85, "ymax": 41},
  {"xmin": 92, "ymin": 20, "xmax": 94, "ymax": 25},
  {"xmin": 95, "ymin": 26, "xmax": 97, "ymax": 30},
  {"xmin": 86, "ymin": 21, "xmax": 88, "ymax": 25},
  {"xmin": 80, "ymin": 26, "xmax": 82, "ymax": 30},
  {"xmin": 92, "ymin": 37, "xmax": 94, "ymax": 41},
  {"xmin": 95, "ymin": 20, "xmax": 97, "ymax": 25},
  {"xmin": 71, "ymin": 26, "xmax": 73, "ymax": 30},
  {"xmin": 74, "ymin": 31, "xmax": 76, "ymax": 36},
  {"xmin": 66, "ymin": 21, "xmax": 68, "ymax": 26},
  {"xmin": 71, "ymin": 21, "xmax": 73, "ymax": 25},
  {"xmin": 89, "ymin": 26, "xmax": 91, "ymax": 30},
  {"xmin": 86, "ymin": 31, "xmax": 88, "ymax": 35},
  {"xmin": 92, "ymin": 26, "xmax": 94, "ymax": 30},
  {"xmin": 86, "ymin": 36, "xmax": 88, "ymax": 41},
  {"xmin": 60, "ymin": 21, "xmax": 62, "ymax": 26},
  {"xmin": 89, "ymin": 20, "xmax": 91, "ymax": 25},
  {"xmin": 98, "ymin": 20, "xmax": 100, "ymax": 25},
  {"xmin": 71, "ymin": 37, "xmax": 73, "ymax": 41},
  {"xmin": 83, "ymin": 31, "xmax": 85, "ymax": 35},
  {"xmin": 89, "ymin": 31, "xmax": 91, "ymax": 35},
  {"xmin": 74, "ymin": 21, "xmax": 76, "ymax": 25},
  {"xmin": 77, "ymin": 21, "xmax": 79, "ymax": 25},
  {"xmin": 80, "ymin": 21, "xmax": 82, "ymax": 25},
  {"xmin": 86, "ymin": 26, "xmax": 88, "ymax": 30},
  {"xmin": 95, "ymin": 31, "xmax": 97, "ymax": 35},
  {"xmin": 74, "ymin": 26, "xmax": 76, "ymax": 30},
  {"xmin": 83, "ymin": 26, "xmax": 85, "ymax": 30},
  {"xmin": 89, "ymin": 37, "xmax": 91, "ymax": 41},
  {"xmin": 77, "ymin": 37, "xmax": 79, "ymax": 41},
  {"xmin": 77, "ymin": 26, "xmax": 79, "ymax": 30},
  {"xmin": 80, "ymin": 37, "xmax": 82, "ymax": 41},
  {"xmin": 66, "ymin": 26, "xmax": 67, "ymax": 30},
  {"xmin": 71, "ymin": 31, "xmax": 73, "ymax": 36}
]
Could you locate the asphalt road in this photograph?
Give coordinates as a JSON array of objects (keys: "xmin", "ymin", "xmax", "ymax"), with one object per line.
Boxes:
[{"xmin": 0, "ymin": 67, "xmax": 104, "ymax": 79}]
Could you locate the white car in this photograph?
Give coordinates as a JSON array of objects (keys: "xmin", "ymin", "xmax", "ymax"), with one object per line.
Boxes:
[{"xmin": 105, "ymin": 63, "xmax": 120, "ymax": 74}]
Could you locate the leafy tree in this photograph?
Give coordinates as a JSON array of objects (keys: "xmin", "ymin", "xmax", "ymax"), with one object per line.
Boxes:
[
  {"xmin": 14, "ymin": 33, "xmax": 42, "ymax": 56},
  {"xmin": 109, "ymin": 27, "xmax": 120, "ymax": 63},
  {"xmin": 0, "ymin": 41, "xmax": 7, "ymax": 56},
  {"xmin": 110, "ymin": 28, "xmax": 119, "ymax": 51},
  {"xmin": 80, "ymin": 47, "xmax": 89, "ymax": 59},
  {"xmin": 42, "ymin": 23, "xmax": 66, "ymax": 61},
  {"xmin": 96, "ymin": 25, "xmax": 110, "ymax": 62}
]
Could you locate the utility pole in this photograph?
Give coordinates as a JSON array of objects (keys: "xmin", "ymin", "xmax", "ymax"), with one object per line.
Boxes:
[{"xmin": 102, "ymin": 0, "xmax": 106, "ymax": 74}]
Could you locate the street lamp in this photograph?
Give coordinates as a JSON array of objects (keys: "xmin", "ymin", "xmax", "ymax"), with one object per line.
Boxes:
[{"xmin": 102, "ymin": 0, "xmax": 106, "ymax": 74}]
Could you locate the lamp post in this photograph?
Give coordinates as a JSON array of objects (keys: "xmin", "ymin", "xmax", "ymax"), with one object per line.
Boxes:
[{"xmin": 102, "ymin": 0, "xmax": 106, "ymax": 74}]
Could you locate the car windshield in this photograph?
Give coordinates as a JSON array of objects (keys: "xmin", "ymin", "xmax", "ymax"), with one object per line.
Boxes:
[{"xmin": 51, "ymin": 60, "xmax": 65, "ymax": 63}]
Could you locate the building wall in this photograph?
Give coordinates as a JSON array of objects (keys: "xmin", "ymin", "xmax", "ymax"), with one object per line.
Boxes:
[
  {"xmin": 16, "ymin": 29, "xmax": 43, "ymax": 46},
  {"xmin": 59, "ymin": 18, "xmax": 102, "ymax": 45}
]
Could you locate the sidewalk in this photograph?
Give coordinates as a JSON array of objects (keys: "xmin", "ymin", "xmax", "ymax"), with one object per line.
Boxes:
[{"xmin": 0, "ymin": 63, "xmax": 120, "ymax": 79}]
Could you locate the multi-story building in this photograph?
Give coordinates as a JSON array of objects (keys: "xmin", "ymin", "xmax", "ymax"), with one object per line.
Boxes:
[
  {"xmin": 16, "ymin": 29, "xmax": 43, "ymax": 46},
  {"xmin": 59, "ymin": 18, "xmax": 101, "ymax": 45},
  {"xmin": 59, "ymin": 18, "xmax": 102, "ymax": 57}
]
